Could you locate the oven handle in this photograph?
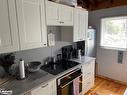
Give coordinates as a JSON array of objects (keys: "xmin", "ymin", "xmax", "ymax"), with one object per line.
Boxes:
[
  {"xmin": 59, "ymin": 74, "xmax": 82, "ymax": 89},
  {"xmin": 60, "ymin": 80, "xmax": 73, "ymax": 89},
  {"xmin": 58, "ymin": 67, "xmax": 81, "ymax": 81}
]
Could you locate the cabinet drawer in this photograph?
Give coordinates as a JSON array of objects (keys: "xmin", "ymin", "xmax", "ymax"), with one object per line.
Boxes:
[
  {"xmin": 82, "ymin": 64, "xmax": 92, "ymax": 74},
  {"xmin": 83, "ymin": 71, "xmax": 93, "ymax": 80},
  {"xmin": 83, "ymin": 77, "xmax": 92, "ymax": 92}
]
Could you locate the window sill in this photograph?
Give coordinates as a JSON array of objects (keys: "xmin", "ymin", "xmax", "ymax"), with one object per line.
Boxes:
[{"xmin": 99, "ymin": 46, "xmax": 127, "ymax": 51}]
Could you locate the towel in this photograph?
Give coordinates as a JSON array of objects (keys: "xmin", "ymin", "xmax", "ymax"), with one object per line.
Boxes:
[
  {"xmin": 124, "ymin": 88, "xmax": 127, "ymax": 95},
  {"xmin": 73, "ymin": 76, "xmax": 82, "ymax": 95}
]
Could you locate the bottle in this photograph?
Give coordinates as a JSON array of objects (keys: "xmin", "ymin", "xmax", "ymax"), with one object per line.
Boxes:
[
  {"xmin": 78, "ymin": 49, "xmax": 81, "ymax": 60},
  {"xmin": 19, "ymin": 59, "xmax": 25, "ymax": 79}
]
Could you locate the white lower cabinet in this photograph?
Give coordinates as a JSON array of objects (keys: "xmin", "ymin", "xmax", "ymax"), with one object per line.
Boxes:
[
  {"xmin": 30, "ymin": 79, "xmax": 56, "ymax": 95},
  {"xmin": 82, "ymin": 60, "xmax": 95, "ymax": 94}
]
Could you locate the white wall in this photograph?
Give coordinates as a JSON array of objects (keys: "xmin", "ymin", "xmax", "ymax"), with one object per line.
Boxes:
[{"xmin": 89, "ymin": 6, "xmax": 127, "ymax": 83}]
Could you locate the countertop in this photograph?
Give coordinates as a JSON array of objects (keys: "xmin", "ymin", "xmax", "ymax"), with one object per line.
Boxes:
[{"xmin": 0, "ymin": 56, "xmax": 95, "ymax": 95}]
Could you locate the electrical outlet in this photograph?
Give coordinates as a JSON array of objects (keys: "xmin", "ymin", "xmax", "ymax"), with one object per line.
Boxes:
[{"xmin": 117, "ymin": 51, "xmax": 123, "ymax": 64}]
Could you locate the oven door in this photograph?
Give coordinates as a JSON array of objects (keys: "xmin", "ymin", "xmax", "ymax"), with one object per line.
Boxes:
[
  {"xmin": 57, "ymin": 75, "xmax": 82, "ymax": 95},
  {"xmin": 58, "ymin": 80, "xmax": 73, "ymax": 95}
]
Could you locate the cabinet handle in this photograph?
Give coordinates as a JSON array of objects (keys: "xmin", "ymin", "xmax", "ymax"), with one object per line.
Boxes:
[
  {"xmin": 59, "ymin": 21, "xmax": 64, "ymax": 24},
  {"xmin": 44, "ymin": 44, "xmax": 46, "ymax": 46},
  {"xmin": 41, "ymin": 84, "xmax": 48, "ymax": 88},
  {"xmin": 0, "ymin": 38, "xmax": 2, "ymax": 46}
]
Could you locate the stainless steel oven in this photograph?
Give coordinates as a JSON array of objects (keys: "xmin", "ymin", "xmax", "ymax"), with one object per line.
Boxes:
[{"xmin": 57, "ymin": 68, "xmax": 82, "ymax": 95}]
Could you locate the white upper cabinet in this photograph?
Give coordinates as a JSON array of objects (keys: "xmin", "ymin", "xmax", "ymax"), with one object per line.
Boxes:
[
  {"xmin": 73, "ymin": 8, "xmax": 88, "ymax": 42},
  {"xmin": 46, "ymin": 1, "xmax": 60, "ymax": 25},
  {"xmin": 16, "ymin": 0, "xmax": 47, "ymax": 50},
  {"xmin": 61, "ymin": 5, "xmax": 74, "ymax": 26},
  {"xmin": 0, "ymin": 0, "xmax": 19, "ymax": 54},
  {"xmin": 46, "ymin": 1, "xmax": 74, "ymax": 26}
]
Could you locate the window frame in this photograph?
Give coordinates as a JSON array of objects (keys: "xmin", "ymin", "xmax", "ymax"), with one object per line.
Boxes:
[{"xmin": 100, "ymin": 16, "xmax": 127, "ymax": 49}]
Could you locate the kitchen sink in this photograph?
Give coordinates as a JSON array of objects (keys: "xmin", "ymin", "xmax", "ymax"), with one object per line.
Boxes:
[{"xmin": 41, "ymin": 60, "xmax": 80, "ymax": 75}]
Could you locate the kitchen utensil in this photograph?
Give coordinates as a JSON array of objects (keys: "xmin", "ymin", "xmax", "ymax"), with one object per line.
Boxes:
[
  {"xmin": 57, "ymin": 54, "xmax": 62, "ymax": 62},
  {"xmin": 44, "ymin": 57, "xmax": 53, "ymax": 65},
  {"xmin": 27, "ymin": 61, "xmax": 42, "ymax": 73},
  {"xmin": 0, "ymin": 65, "xmax": 6, "ymax": 78},
  {"xmin": 9, "ymin": 63, "xmax": 18, "ymax": 76}
]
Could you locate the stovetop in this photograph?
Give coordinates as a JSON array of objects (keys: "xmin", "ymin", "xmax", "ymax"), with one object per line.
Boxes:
[{"xmin": 41, "ymin": 59, "xmax": 80, "ymax": 75}]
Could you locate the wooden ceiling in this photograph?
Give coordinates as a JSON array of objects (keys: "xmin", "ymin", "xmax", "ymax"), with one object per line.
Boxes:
[{"xmin": 77, "ymin": 0, "xmax": 127, "ymax": 11}]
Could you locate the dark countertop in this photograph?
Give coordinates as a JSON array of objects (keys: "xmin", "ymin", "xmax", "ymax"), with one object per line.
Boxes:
[{"xmin": 0, "ymin": 56, "xmax": 95, "ymax": 95}]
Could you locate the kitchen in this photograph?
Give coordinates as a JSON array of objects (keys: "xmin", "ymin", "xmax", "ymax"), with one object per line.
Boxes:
[{"xmin": 0, "ymin": 0, "xmax": 127, "ymax": 95}]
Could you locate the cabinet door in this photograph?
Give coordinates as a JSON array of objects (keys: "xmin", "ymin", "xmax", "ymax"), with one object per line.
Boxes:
[
  {"xmin": 82, "ymin": 60, "xmax": 95, "ymax": 95},
  {"xmin": 16, "ymin": 0, "xmax": 47, "ymax": 50},
  {"xmin": 46, "ymin": 1, "xmax": 60, "ymax": 25},
  {"xmin": 31, "ymin": 83, "xmax": 50, "ymax": 95},
  {"xmin": 80, "ymin": 10, "xmax": 88, "ymax": 41},
  {"xmin": 61, "ymin": 5, "xmax": 73, "ymax": 26},
  {"xmin": 0, "ymin": 0, "xmax": 19, "ymax": 53},
  {"xmin": 50, "ymin": 79, "xmax": 57, "ymax": 95},
  {"xmin": 73, "ymin": 8, "xmax": 88, "ymax": 42},
  {"xmin": 73, "ymin": 8, "xmax": 80, "ymax": 42}
]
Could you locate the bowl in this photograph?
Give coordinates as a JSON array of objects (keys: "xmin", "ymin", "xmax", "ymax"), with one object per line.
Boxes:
[{"xmin": 27, "ymin": 61, "xmax": 42, "ymax": 73}]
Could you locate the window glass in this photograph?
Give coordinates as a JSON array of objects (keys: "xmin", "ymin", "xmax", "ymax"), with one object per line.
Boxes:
[{"xmin": 101, "ymin": 17, "xmax": 127, "ymax": 49}]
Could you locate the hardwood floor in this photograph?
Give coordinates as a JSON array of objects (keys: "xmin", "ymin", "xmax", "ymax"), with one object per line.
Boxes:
[{"xmin": 85, "ymin": 77, "xmax": 127, "ymax": 95}]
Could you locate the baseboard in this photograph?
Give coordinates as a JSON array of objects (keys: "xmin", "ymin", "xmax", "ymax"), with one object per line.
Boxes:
[{"xmin": 96, "ymin": 74, "xmax": 127, "ymax": 86}]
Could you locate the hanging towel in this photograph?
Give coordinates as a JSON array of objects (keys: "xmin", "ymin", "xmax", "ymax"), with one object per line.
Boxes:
[
  {"xmin": 73, "ymin": 76, "xmax": 82, "ymax": 95},
  {"xmin": 124, "ymin": 88, "xmax": 127, "ymax": 95}
]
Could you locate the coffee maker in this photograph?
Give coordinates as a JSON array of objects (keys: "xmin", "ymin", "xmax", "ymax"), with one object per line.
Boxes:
[
  {"xmin": 62, "ymin": 45, "xmax": 73, "ymax": 59},
  {"xmin": 61, "ymin": 41, "xmax": 85, "ymax": 59}
]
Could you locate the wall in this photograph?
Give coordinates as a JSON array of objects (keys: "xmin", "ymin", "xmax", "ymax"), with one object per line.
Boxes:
[{"xmin": 89, "ymin": 6, "xmax": 127, "ymax": 83}]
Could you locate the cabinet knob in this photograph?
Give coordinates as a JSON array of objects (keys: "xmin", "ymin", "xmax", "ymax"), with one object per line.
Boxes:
[{"xmin": 44, "ymin": 44, "xmax": 46, "ymax": 46}]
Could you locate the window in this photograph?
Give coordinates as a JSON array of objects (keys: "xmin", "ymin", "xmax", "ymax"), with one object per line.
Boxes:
[{"xmin": 101, "ymin": 16, "xmax": 127, "ymax": 49}]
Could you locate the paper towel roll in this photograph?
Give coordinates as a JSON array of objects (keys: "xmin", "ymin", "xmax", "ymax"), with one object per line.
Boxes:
[{"xmin": 19, "ymin": 59, "xmax": 25, "ymax": 79}]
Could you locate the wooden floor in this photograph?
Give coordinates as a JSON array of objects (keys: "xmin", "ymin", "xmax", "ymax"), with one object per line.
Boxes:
[{"xmin": 85, "ymin": 77, "xmax": 127, "ymax": 95}]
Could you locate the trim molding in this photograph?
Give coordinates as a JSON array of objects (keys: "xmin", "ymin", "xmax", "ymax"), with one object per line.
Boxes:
[{"xmin": 96, "ymin": 74, "xmax": 127, "ymax": 86}]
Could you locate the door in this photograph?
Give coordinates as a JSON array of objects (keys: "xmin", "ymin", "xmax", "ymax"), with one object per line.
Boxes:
[
  {"xmin": 80, "ymin": 10, "xmax": 88, "ymax": 41},
  {"xmin": 46, "ymin": 1, "xmax": 60, "ymax": 25},
  {"xmin": 31, "ymin": 83, "xmax": 50, "ymax": 95},
  {"xmin": 61, "ymin": 5, "xmax": 73, "ymax": 26},
  {"xmin": 0, "ymin": 0, "xmax": 19, "ymax": 53},
  {"xmin": 16, "ymin": 0, "xmax": 47, "ymax": 50},
  {"xmin": 73, "ymin": 8, "xmax": 80, "ymax": 42},
  {"xmin": 73, "ymin": 8, "xmax": 88, "ymax": 42}
]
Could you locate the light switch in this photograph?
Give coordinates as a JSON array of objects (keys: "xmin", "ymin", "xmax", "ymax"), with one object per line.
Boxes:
[{"xmin": 117, "ymin": 51, "xmax": 124, "ymax": 64}]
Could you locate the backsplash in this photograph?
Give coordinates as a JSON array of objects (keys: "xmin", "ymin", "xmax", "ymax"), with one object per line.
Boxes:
[{"xmin": 15, "ymin": 41, "xmax": 71, "ymax": 64}]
